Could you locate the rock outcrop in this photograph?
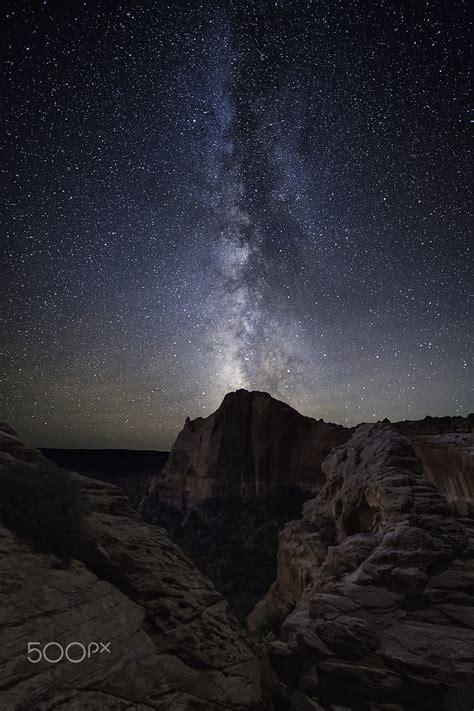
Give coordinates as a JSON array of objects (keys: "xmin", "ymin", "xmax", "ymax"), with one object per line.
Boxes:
[
  {"xmin": 156, "ymin": 389, "xmax": 350, "ymax": 506},
  {"xmin": 0, "ymin": 424, "xmax": 262, "ymax": 710},
  {"xmin": 249, "ymin": 423, "xmax": 474, "ymax": 710}
]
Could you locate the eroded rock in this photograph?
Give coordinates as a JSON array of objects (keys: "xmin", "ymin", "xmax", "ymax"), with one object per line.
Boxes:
[
  {"xmin": 249, "ymin": 423, "xmax": 474, "ymax": 710},
  {"xmin": 0, "ymin": 427, "xmax": 262, "ymax": 710}
]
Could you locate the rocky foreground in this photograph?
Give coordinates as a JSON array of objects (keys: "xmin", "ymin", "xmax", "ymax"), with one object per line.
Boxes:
[
  {"xmin": 0, "ymin": 423, "xmax": 262, "ymax": 710},
  {"xmin": 249, "ymin": 423, "xmax": 474, "ymax": 710},
  {"xmin": 1, "ymin": 394, "xmax": 473, "ymax": 710}
]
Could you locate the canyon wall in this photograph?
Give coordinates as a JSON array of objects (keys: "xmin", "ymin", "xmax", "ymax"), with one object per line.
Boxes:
[
  {"xmin": 412, "ymin": 433, "xmax": 474, "ymax": 515},
  {"xmin": 396, "ymin": 415, "xmax": 474, "ymax": 515},
  {"xmin": 154, "ymin": 392, "xmax": 473, "ymax": 517}
]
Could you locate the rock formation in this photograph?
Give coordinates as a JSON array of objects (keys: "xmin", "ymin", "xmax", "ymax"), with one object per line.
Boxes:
[
  {"xmin": 395, "ymin": 415, "xmax": 474, "ymax": 516},
  {"xmin": 249, "ymin": 423, "xmax": 474, "ymax": 710},
  {"xmin": 156, "ymin": 389, "xmax": 350, "ymax": 506},
  {"xmin": 3, "ymin": 402, "xmax": 473, "ymax": 710},
  {"xmin": 0, "ymin": 424, "xmax": 262, "ymax": 710}
]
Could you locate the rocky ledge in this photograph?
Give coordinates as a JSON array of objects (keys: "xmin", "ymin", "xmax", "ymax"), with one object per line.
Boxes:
[
  {"xmin": 249, "ymin": 423, "xmax": 474, "ymax": 711},
  {"xmin": 0, "ymin": 424, "xmax": 262, "ymax": 710}
]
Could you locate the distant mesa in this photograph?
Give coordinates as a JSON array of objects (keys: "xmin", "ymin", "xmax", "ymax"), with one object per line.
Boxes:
[{"xmin": 40, "ymin": 447, "xmax": 168, "ymax": 509}]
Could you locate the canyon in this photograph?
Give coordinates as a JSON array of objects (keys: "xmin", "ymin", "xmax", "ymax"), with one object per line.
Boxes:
[{"xmin": 1, "ymin": 391, "xmax": 473, "ymax": 710}]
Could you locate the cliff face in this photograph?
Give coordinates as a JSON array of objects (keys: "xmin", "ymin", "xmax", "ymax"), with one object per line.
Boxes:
[
  {"xmin": 0, "ymin": 424, "xmax": 262, "ymax": 710},
  {"xmin": 395, "ymin": 415, "xmax": 474, "ymax": 515},
  {"xmin": 157, "ymin": 389, "xmax": 350, "ymax": 505},
  {"xmin": 249, "ymin": 424, "xmax": 474, "ymax": 710},
  {"xmin": 411, "ymin": 433, "xmax": 474, "ymax": 515}
]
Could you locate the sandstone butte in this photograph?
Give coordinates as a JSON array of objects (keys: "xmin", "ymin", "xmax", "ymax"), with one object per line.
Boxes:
[{"xmin": 156, "ymin": 389, "xmax": 351, "ymax": 505}]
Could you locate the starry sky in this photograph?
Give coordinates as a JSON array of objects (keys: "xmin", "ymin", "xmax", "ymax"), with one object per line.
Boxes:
[{"xmin": 2, "ymin": 0, "xmax": 472, "ymax": 449}]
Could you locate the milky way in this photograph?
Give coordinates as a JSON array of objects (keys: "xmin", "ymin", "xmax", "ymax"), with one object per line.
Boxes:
[{"xmin": 2, "ymin": 1, "xmax": 472, "ymax": 448}]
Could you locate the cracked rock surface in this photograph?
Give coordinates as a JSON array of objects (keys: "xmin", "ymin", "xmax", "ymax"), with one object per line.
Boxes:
[
  {"xmin": 0, "ymin": 424, "xmax": 262, "ymax": 710},
  {"xmin": 249, "ymin": 423, "xmax": 474, "ymax": 711}
]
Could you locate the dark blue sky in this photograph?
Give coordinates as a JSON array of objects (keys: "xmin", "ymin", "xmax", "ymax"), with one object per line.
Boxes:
[{"xmin": 2, "ymin": 0, "xmax": 472, "ymax": 448}]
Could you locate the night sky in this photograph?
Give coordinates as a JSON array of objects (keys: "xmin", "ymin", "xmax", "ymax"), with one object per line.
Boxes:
[{"xmin": 2, "ymin": 1, "xmax": 472, "ymax": 449}]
